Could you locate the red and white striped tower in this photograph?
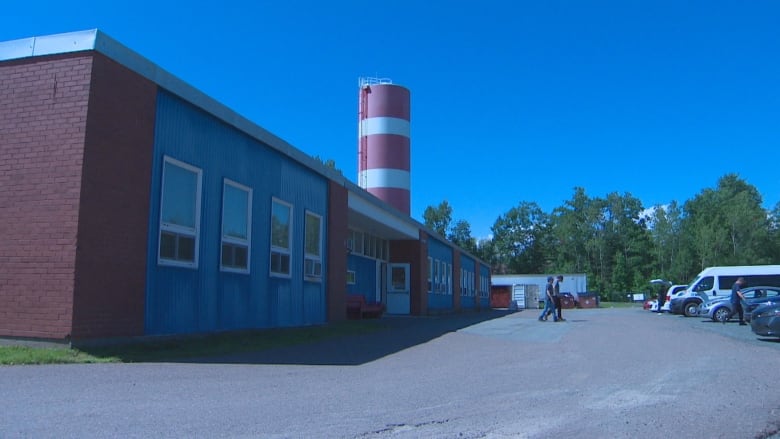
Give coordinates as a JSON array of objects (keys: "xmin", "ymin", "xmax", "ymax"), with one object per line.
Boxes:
[{"xmin": 358, "ymin": 77, "xmax": 411, "ymax": 215}]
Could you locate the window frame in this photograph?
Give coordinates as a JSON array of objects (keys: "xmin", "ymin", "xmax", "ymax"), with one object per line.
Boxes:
[
  {"xmin": 347, "ymin": 270, "xmax": 356, "ymax": 285},
  {"xmin": 304, "ymin": 210, "xmax": 323, "ymax": 281},
  {"xmin": 158, "ymin": 156, "xmax": 202, "ymax": 269},
  {"xmin": 220, "ymin": 179, "xmax": 252, "ymax": 274},
  {"xmin": 270, "ymin": 197, "xmax": 293, "ymax": 278},
  {"xmin": 427, "ymin": 257, "xmax": 433, "ymax": 293}
]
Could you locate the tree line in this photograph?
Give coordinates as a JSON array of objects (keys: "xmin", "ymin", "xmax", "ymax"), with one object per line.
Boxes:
[{"xmin": 423, "ymin": 174, "xmax": 780, "ymax": 301}]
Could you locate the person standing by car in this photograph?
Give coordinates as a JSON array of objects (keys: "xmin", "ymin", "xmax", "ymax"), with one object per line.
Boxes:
[
  {"xmin": 725, "ymin": 277, "xmax": 747, "ymax": 325},
  {"xmin": 655, "ymin": 284, "xmax": 668, "ymax": 313},
  {"xmin": 539, "ymin": 277, "xmax": 558, "ymax": 322}
]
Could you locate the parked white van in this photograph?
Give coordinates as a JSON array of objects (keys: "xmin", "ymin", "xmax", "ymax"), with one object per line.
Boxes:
[{"xmin": 669, "ymin": 265, "xmax": 780, "ymax": 317}]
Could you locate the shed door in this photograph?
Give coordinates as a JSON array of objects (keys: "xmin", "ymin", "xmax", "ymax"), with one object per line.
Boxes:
[
  {"xmin": 386, "ymin": 263, "xmax": 410, "ymax": 314},
  {"xmin": 512, "ymin": 285, "xmax": 526, "ymax": 308}
]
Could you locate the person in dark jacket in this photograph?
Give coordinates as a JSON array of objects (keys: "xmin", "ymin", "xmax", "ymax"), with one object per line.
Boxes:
[
  {"xmin": 553, "ymin": 275, "xmax": 565, "ymax": 321},
  {"xmin": 725, "ymin": 277, "xmax": 746, "ymax": 325},
  {"xmin": 655, "ymin": 285, "xmax": 668, "ymax": 313}
]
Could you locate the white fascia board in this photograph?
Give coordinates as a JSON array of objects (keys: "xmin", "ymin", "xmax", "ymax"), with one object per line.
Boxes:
[{"xmin": 348, "ymin": 191, "xmax": 418, "ymax": 239}]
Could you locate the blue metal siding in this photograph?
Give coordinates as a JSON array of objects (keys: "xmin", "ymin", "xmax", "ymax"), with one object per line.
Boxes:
[
  {"xmin": 347, "ymin": 254, "xmax": 377, "ymax": 301},
  {"xmin": 460, "ymin": 255, "xmax": 476, "ymax": 309},
  {"xmin": 145, "ymin": 91, "xmax": 328, "ymax": 335},
  {"xmin": 427, "ymin": 237, "xmax": 453, "ymax": 310},
  {"xmin": 480, "ymin": 263, "xmax": 491, "ymax": 308}
]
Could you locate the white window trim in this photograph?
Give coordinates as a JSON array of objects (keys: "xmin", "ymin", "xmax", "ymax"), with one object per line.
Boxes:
[
  {"xmin": 304, "ymin": 210, "xmax": 323, "ymax": 282},
  {"xmin": 220, "ymin": 179, "xmax": 252, "ymax": 274},
  {"xmin": 158, "ymin": 156, "xmax": 202, "ymax": 269},
  {"xmin": 270, "ymin": 197, "xmax": 293, "ymax": 278},
  {"xmin": 347, "ymin": 270, "xmax": 356, "ymax": 285}
]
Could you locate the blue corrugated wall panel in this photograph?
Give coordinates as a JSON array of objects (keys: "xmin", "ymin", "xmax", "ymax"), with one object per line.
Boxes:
[
  {"xmin": 480, "ymin": 263, "xmax": 491, "ymax": 308},
  {"xmin": 427, "ymin": 237, "xmax": 453, "ymax": 310},
  {"xmin": 347, "ymin": 255, "xmax": 377, "ymax": 301},
  {"xmin": 460, "ymin": 255, "xmax": 476, "ymax": 309},
  {"xmin": 145, "ymin": 91, "xmax": 328, "ymax": 335}
]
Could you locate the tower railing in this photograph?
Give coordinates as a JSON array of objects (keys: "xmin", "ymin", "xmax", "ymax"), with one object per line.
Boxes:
[{"xmin": 358, "ymin": 76, "xmax": 393, "ymax": 88}]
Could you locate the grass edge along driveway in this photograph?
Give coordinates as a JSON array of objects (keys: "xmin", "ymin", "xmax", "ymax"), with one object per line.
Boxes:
[{"xmin": 0, "ymin": 319, "xmax": 384, "ymax": 366}]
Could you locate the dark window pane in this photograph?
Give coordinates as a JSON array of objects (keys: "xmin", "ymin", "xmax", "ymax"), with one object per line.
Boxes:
[
  {"xmin": 280, "ymin": 253, "xmax": 290, "ymax": 274},
  {"xmin": 222, "ymin": 244, "xmax": 233, "ymax": 267},
  {"xmin": 234, "ymin": 246, "xmax": 248, "ymax": 268},
  {"xmin": 160, "ymin": 232, "xmax": 176, "ymax": 259},
  {"xmin": 178, "ymin": 236, "xmax": 195, "ymax": 262}
]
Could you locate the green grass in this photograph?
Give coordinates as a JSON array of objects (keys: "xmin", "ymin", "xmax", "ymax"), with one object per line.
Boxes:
[
  {"xmin": 0, "ymin": 319, "xmax": 385, "ymax": 366},
  {"xmin": 599, "ymin": 301, "xmax": 643, "ymax": 308},
  {"xmin": 0, "ymin": 345, "xmax": 114, "ymax": 365}
]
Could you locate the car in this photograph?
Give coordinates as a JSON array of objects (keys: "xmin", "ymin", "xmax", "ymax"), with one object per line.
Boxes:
[
  {"xmin": 745, "ymin": 293, "xmax": 780, "ymax": 322},
  {"xmin": 697, "ymin": 296, "xmax": 733, "ymax": 322},
  {"xmin": 697, "ymin": 286, "xmax": 780, "ymax": 323},
  {"xmin": 750, "ymin": 303, "xmax": 780, "ymax": 338}
]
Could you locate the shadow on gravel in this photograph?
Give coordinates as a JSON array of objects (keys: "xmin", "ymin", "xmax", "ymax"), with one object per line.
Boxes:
[
  {"xmin": 184, "ymin": 309, "xmax": 512, "ymax": 366},
  {"xmin": 755, "ymin": 337, "xmax": 780, "ymax": 344}
]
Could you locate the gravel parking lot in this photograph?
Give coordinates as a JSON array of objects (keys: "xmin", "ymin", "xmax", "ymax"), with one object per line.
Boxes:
[{"xmin": 2, "ymin": 307, "xmax": 779, "ymax": 439}]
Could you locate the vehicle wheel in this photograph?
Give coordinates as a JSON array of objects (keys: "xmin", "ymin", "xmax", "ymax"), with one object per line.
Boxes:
[
  {"xmin": 684, "ymin": 301, "xmax": 700, "ymax": 317},
  {"xmin": 713, "ymin": 307, "xmax": 730, "ymax": 323}
]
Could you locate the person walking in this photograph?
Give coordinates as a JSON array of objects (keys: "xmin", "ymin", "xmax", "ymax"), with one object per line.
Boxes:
[
  {"xmin": 539, "ymin": 277, "xmax": 558, "ymax": 322},
  {"xmin": 725, "ymin": 277, "xmax": 747, "ymax": 325},
  {"xmin": 552, "ymin": 275, "xmax": 566, "ymax": 321}
]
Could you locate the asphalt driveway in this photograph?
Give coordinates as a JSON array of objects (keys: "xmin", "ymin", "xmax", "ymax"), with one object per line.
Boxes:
[{"xmin": 2, "ymin": 307, "xmax": 779, "ymax": 438}]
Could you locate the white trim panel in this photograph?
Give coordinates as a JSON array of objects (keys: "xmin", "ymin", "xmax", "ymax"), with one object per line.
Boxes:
[
  {"xmin": 358, "ymin": 168, "xmax": 410, "ymax": 190},
  {"xmin": 0, "ymin": 29, "xmax": 98, "ymax": 60},
  {"xmin": 359, "ymin": 117, "xmax": 410, "ymax": 138},
  {"xmin": 348, "ymin": 192, "xmax": 418, "ymax": 239}
]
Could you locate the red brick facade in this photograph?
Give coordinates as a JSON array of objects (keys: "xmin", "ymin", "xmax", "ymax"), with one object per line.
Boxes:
[
  {"xmin": 71, "ymin": 53, "xmax": 156, "ymax": 339},
  {"xmin": 0, "ymin": 52, "xmax": 156, "ymax": 340},
  {"xmin": 0, "ymin": 54, "xmax": 92, "ymax": 339}
]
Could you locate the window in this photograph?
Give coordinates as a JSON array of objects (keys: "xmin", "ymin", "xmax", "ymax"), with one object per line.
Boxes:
[
  {"xmin": 693, "ymin": 276, "xmax": 714, "ymax": 292},
  {"xmin": 348, "ymin": 229, "xmax": 364, "ymax": 255},
  {"xmin": 447, "ymin": 263, "xmax": 452, "ymax": 295},
  {"xmin": 433, "ymin": 259, "xmax": 440, "ymax": 293},
  {"xmin": 159, "ymin": 156, "xmax": 202, "ymax": 268},
  {"xmin": 220, "ymin": 180, "xmax": 252, "ymax": 273},
  {"xmin": 427, "ymin": 257, "xmax": 432, "ymax": 293},
  {"xmin": 347, "ymin": 270, "xmax": 356, "ymax": 285},
  {"xmin": 304, "ymin": 211, "xmax": 323, "ymax": 280},
  {"xmin": 270, "ymin": 198, "xmax": 292, "ymax": 277}
]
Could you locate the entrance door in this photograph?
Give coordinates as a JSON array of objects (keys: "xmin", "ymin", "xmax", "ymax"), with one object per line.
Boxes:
[{"xmin": 386, "ymin": 263, "xmax": 410, "ymax": 314}]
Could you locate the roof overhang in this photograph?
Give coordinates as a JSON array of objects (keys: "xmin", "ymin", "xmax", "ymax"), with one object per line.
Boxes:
[{"xmin": 348, "ymin": 191, "xmax": 418, "ymax": 240}]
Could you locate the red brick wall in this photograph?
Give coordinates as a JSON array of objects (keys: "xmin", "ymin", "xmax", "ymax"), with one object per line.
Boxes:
[
  {"xmin": 327, "ymin": 181, "xmax": 348, "ymax": 321},
  {"xmin": 70, "ymin": 54, "xmax": 156, "ymax": 339},
  {"xmin": 0, "ymin": 54, "xmax": 92, "ymax": 339}
]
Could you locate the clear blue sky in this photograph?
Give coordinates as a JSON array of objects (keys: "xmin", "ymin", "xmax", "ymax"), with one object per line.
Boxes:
[{"xmin": 4, "ymin": 1, "xmax": 779, "ymax": 239}]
